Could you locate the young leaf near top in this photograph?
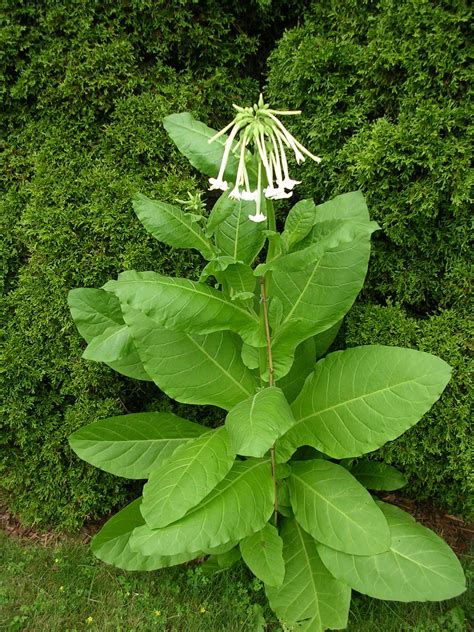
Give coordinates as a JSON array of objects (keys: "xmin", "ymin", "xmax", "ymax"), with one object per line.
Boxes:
[
  {"xmin": 278, "ymin": 345, "xmax": 452, "ymax": 461},
  {"xmin": 163, "ymin": 112, "xmax": 240, "ymax": 181},
  {"xmin": 105, "ymin": 270, "xmax": 263, "ymax": 347},
  {"xmin": 265, "ymin": 518, "xmax": 351, "ymax": 632},
  {"xmin": 318, "ymin": 502, "xmax": 466, "ymax": 602},
  {"xmin": 122, "ymin": 307, "xmax": 257, "ymax": 410},
  {"xmin": 141, "ymin": 427, "xmax": 235, "ymax": 529},
  {"xmin": 69, "ymin": 412, "xmax": 207, "ymax": 479},
  {"xmin": 132, "ymin": 193, "xmax": 215, "ymax": 259},
  {"xmin": 68, "ymin": 288, "xmax": 150, "ymax": 381},
  {"xmin": 130, "ymin": 459, "xmax": 274, "ymax": 557},
  {"xmin": 225, "ymin": 387, "xmax": 296, "ymax": 457},
  {"xmin": 213, "ymin": 195, "xmax": 266, "ymax": 264},
  {"xmin": 287, "ymin": 459, "xmax": 390, "ymax": 555},
  {"xmin": 281, "ymin": 198, "xmax": 317, "ymax": 250}
]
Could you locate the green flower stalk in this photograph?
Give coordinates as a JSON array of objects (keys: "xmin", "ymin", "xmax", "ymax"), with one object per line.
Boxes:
[{"xmin": 208, "ymin": 94, "xmax": 321, "ymax": 222}]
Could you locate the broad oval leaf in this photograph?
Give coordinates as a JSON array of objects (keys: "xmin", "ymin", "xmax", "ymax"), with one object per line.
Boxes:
[
  {"xmin": 278, "ymin": 345, "xmax": 452, "ymax": 460},
  {"xmin": 288, "ymin": 460, "xmax": 390, "ymax": 555},
  {"xmin": 214, "ymin": 195, "xmax": 266, "ymax": 264},
  {"xmin": 348, "ymin": 460, "xmax": 407, "ymax": 491},
  {"xmin": 240, "ymin": 523, "xmax": 285, "ymax": 587},
  {"xmin": 225, "ymin": 387, "xmax": 296, "ymax": 457},
  {"xmin": 318, "ymin": 502, "xmax": 466, "ymax": 602},
  {"xmin": 163, "ymin": 112, "xmax": 239, "ymax": 181},
  {"xmin": 123, "ymin": 307, "xmax": 257, "ymax": 410},
  {"xmin": 130, "ymin": 459, "xmax": 274, "ymax": 556},
  {"xmin": 68, "ymin": 288, "xmax": 150, "ymax": 381},
  {"xmin": 132, "ymin": 193, "xmax": 214, "ymax": 259},
  {"xmin": 141, "ymin": 427, "xmax": 235, "ymax": 529},
  {"xmin": 91, "ymin": 498, "xmax": 198, "ymax": 571},
  {"xmin": 69, "ymin": 412, "xmax": 207, "ymax": 479},
  {"xmin": 269, "ymin": 214, "xmax": 378, "ymax": 379},
  {"xmin": 265, "ymin": 518, "xmax": 351, "ymax": 631},
  {"xmin": 105, "ymin": 270, "xmax": 263, "ymax": 347}
]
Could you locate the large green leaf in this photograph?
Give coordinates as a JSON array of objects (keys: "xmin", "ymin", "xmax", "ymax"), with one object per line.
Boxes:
[
  {"xmin": 130, "ymin": 459, "xmax": 274, "ymax": 556},
  {"xmin": 318, "ymin": 502, "xmax": 466, "ymax": 602},
  {"xmin": 214, "ymin": 195, "xmax": 266, "ymax": 264},
  {"xmin": 122, "ymin": 307, "xmax": 257, "ymax": 410},
  {"xmin": 288, "ymin": 460, "xmax": 390, "ymax": 555},
  {"xmin": 69, "ymin": 412, "xmax": 206, "ymax": 479},
  {"xmin": 132, "ymin": 193, "xmax": 214, "ymax": 259},
  {"xmin": 105, "ymin": 270, "xmax": 263, "ymax": 347},
  {"xmin": 225, "ymin": 387, "xmax": 296, "ymax": 457},
  {"xmin": 278, "ymin": 345, "xmax": 452, "ymax": 461},
  {"xmin": 240, "ymin": 523, "xmax": 285, "ymax": 587},
  {"xmin": 163, "ymin": 112, "xmax": 240, "ymax": 181},
  {"xmin": 347, "ymin": 460, "xmax": 407, "ymax": 491},
  {"xmin": 269, "ymin": 215, "xmax": 378, "ymax": 379},
  {"xmin": 265, "ymin": 518, "xmax": 351, "ymax": 631},
  {"xmin": 68, "ymin": 288, "xmax": 150, "ymax": 381},
  {"xmin": 91, "ymin": 498, "xmax": 198, "ymax": 571},
  {"xmin": 141, "ymin": 427, "xmax": 235, "ymax": 529}
]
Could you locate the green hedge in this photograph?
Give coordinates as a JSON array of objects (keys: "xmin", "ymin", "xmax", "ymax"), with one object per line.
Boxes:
[
  {"xmin": 266, "ymin": 0, "xmax": 472, "ymax": 517},
  {"xmin": 1, "ymin": 0, "xmax": 308, "ymax": 529}
]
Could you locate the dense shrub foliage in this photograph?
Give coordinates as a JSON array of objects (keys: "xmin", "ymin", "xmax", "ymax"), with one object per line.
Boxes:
[
  {"xmin": 0, "ymin": 0, "xmax": 307, "ymax": 529},
  {"xmin": 266, "ymin": 0, "xmax": 472, "ymax": 517}
]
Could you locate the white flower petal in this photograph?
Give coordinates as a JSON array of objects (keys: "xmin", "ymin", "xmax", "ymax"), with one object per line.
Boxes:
[
  {"xmin": 209, "ymin": 177, "xmax": 228, "ymax": 191},
  {"xmin": 248, "ymin": 212, "xmax": 267, "ymax": 223}
]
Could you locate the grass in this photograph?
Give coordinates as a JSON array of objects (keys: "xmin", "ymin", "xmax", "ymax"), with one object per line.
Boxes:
[{"xmin": 0, "ymin": 530, "xmax": 471, "ymax": 631}]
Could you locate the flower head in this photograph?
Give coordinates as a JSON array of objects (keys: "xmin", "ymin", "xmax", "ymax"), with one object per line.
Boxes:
[{"xmin": 208, "ymin": 94, "xmax": 320, "ymax": 219}]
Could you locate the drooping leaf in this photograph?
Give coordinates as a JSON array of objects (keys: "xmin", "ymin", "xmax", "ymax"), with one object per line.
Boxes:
[
  {"xmin": 132, "ymin": 193, "xmax": 215, "ymax": 259},
  {"xmin": 269, "ymin": 213, "xmax": 378, "ymax": 379},
  {"xmin": 225, "ymin": 387, "xmax": 296, "ymax": 457},
  {"xmin": 318, "ymin": 502, "xmax": 466, "ymax": 602},
  {"xmin": 214, "ymin": 196, "xmax": 266, "ymax": 264},
  {"xmin": 279, "ymin": 345, "xmax": 452, "ymax": 460},
  {"xmin": 265, "ymin": 518, "xmax": 351, "ymax": 631},
  {"xmin": 288, "ymin": 460, "xmax": 390, "ymax": 555},
  {"xmin": 163, "ymin": 112, "xmax": 240, "ymax": 180},
  {"xmin": 130, "ymin": 459, "xmax": 274, "ymax": 556},
  {"xmin": 105, "ymin": 270, "xmax": 263, "ymax": 347},
  {"xmin": 68, "ymin": 288, "xmax": 150, "ymax": 381},
  {"xmin": 141, "ymin": 427, "xmax": 235, "ymax": 529},
  {"xmin": 91, "ymin": 498, "xmax": 199, "ymax": 571},
  {"xmin": 348, "ymin": 460, "xmax": 408, "ymax": 491},
  {"xmin": 122, "ymin": 307, "xmax": 257, "ymax": 410},
  {"xmin": 282, "ymin": 199, "xmax": 317, "ymax": 250},
  {"xmin": 278, "ymin": 337, "xmax": 315, "ymax": 403},
  {"xmin": 69, "ymin": 412, "xmax": 206, "ymax": 479},
  {"xmin": 240, "ymin": 523, "xmax": 285, "ymax": 587}
]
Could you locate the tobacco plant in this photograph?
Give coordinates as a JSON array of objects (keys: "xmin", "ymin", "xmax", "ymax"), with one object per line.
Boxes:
[{"xmin": 68, "ymin": 97, "xmax": 465, "ymax": 630}]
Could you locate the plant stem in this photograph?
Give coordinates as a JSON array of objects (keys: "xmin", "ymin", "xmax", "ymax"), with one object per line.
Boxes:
[{"xmin": 259, "ymin": 275, "xmax": 278, "ymax": 525}]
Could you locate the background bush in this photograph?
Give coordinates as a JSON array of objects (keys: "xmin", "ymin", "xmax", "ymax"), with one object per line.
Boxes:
[
  {"xmin": 266, "ymin": 0, "xmax": 472, "ymax": 517},
  {"xmin": 0, "ymin": 0, "xmax": 306, "ymax": 529}
]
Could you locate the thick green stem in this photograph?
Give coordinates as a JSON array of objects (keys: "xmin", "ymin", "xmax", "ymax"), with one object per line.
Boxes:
[{"xmin": 259, "ymin": 275, "xmax": 278, "ymax": 525}]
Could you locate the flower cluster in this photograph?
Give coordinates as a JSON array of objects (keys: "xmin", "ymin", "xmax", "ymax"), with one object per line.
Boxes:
[{"xmin": 208, "ymin": 94, "xmax": 320, "ymax": 222}]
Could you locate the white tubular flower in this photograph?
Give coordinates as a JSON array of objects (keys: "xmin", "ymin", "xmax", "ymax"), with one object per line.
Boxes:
[
  {"xmin": 248, "ymin": 211, "xmax": 267, "ymax": 223},
  {"xmin": 207, "ymin": 94, "xmax": 321, "ymax": 220}
]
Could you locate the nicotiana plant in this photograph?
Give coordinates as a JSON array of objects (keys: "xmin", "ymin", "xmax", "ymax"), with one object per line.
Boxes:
[{"xmin": 68, "ymin": 96, "xmax": 465, "ymax": 631}]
